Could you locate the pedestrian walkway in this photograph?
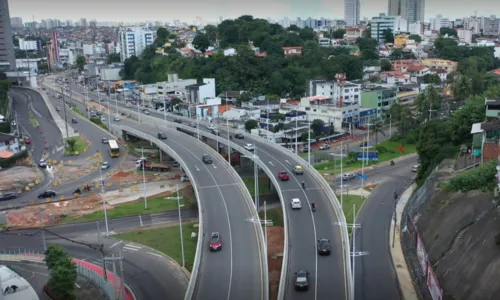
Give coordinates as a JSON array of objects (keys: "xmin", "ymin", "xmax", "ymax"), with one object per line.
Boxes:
[
  {"xmin": 103, "ymin": 181, "xmax": 191, "ymax": 206},
  {"xmin": 390, "ymin": 184, "xmax": 419, "ymax": 300},
  {"xmin": 339, "ymin": 187, "xmax": 371, "ymax": 197}
]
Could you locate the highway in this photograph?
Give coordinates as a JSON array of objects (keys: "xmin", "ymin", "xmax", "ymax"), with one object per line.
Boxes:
[
  {"xmin": 43, "ymin": 76, "xmax": 267, "ymax": 300},
  {"xmin": 62, "ymin": 79, "xmax": 348, "ymax": 300},
  {"xmin": 354, "ymin": 157, "xmax": 418, "ymax": 300},
  {"xmin": 4, "ymin": 88, "xmax": 126, "ymax": 209},
  {"xmin": 0, "ymin": 210, "xmax": 197, "ymax": 300}
]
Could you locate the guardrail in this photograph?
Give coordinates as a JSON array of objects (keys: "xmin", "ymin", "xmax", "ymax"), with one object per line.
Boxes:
[{"xmin": 45, "ymin": 82, "xmax": 350, "ymax": 299}]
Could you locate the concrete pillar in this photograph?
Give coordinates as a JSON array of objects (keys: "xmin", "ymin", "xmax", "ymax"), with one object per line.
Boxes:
[{"xmin": 159, "ymin": 149, "xmax": 163, "ymax": 162}]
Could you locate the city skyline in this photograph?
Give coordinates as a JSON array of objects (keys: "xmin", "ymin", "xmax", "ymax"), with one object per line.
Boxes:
[{"xmin": 9, "ymin": 0, "xmax": 500, "ymax": 24}]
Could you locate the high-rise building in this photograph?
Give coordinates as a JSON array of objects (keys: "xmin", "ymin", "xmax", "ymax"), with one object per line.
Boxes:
[
  {"xmin": 0, "ymin": 0, "xmax": 16, "ymax": 71},
  {"xmin": 10, "ymin": 17, "xmax": 22, "ymax": 28},
  {"xmin": 119, "ymin": 27, "xmax": 155, "ymax": 62},
  {"xmin": 344, "ymin": 0, "xmax": 360, "ymax": 26},
  {"xmin": 80, "ymin": 18, "xmax": 87, "ymax": 28},
  {"xmin": 388, "ymin": 0, "xmax": 424, "ymax": 23},
  {"xmin": 371, "ymin": 13, "xmax": 397, "ymax": 42},
  {"xmin": 388, "ymin": 0, "xmax": 407, "ymax": 18}
]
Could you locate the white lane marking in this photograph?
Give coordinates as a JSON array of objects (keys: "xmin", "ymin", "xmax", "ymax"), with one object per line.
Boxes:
[
  {"xmin": 281, "ymin": 188, "xmax": 323, "ymax": 192},
  {"xmin": 195, "ymin": 165, "xmax": 200, "ymax": 171},
  {"xmin": 147, "ymin": 252, "xmax": 163, "ymax": 258},
  {"xmin": 285, "ymin": 160, "xmax": 291, "ymax": 165},
  {"xmin": 75, "ymin": 283, "xmax": 81, "ymax": 288},
  {"xmin": 123, "ymin": 244, "xmax": 142, "ymax": 252},
  {"xmin": 212, "ymin": 164, "xmax": 217, "ymax": 169},
  {"xmin": 269, "ymin": 161, "xmax": 274, "ymax": 166},
  {"xmin": 110, "ymin": 241, "xmax": 122, "ymax": 248},
  {"xmin": 198, "ymin": 183, "xmax": 238, "ymax": 189}
]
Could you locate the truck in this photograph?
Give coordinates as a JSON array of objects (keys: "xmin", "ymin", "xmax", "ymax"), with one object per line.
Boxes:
[{"xmin": 136, "ymin": 158, "xmax": 171, "ymax": 172}]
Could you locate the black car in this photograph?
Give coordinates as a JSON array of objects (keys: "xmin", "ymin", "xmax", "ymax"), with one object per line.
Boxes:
[
  {"xmin": 38, "ymin": 190, "xmax": 56, "ymax": 199},
  {"xmin": 202, "ymin": 154, "xmax": 212, "ymax": 164},
  {"xmin": 294, "ymin": 270, "xmax": 310, "ymax": 290},
  {"xmin": 234, "ymin": 132, "xmax": 244, "ymax": 139},
  {"xmin": 211, "ymin": 129, "xmax": 220, "ymax": 136},
  {"xmin": 0, "ymin": 192, "xmax": 17, "ymax": 201},
  {"xmin": 157, "ymin": 132, "xmax": 167, "ymax": 139},
  {"xmin": 317, "ymin": 238, "xmax": 331, "ymax": 255},
  {"xmin": 71, "ymin": 118, "xmax": 78, "ymax": 123},
  {"xmin": 174, "ymin": 119, "xmax": 182, "ymax": 123}
]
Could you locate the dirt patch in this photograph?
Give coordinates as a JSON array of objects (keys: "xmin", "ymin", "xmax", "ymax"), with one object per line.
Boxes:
[
  {"xmin": 6, "ymin": 195, "xmax": 104, "ymax": 228},
  {"xmin": 111, "ymin": 170, "xmax": 129, "ymax": 180},
  {"xmin": 0, "ymin": 166, "xmax": 39, "ymax": 193},
  {"xmin": 267, "ymin": 226, "xmax": 284, "ymax": 300}
]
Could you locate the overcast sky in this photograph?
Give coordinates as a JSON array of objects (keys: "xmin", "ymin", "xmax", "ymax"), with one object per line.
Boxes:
[{"xmin": 8, "ymin": 0, "xmax": 500, "ymax": 23}]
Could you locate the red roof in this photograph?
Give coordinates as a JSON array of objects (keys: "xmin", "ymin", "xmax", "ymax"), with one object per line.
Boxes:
[{"xmin": 407, "ymin": 65, "xmax": 426, "ymax": 72}]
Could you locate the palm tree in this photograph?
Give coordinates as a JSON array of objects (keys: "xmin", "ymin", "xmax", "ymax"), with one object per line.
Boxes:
[
  {"xmin": 414, "ymin": 84, "xmax": 442, "ymax": 121},
  {"xmin": 398, "ymin": 106, "xmax": 415, "ymax": 147},
  {"xmin": 370, "ymin": 118, "xmax": 386, "ymax": 145}
]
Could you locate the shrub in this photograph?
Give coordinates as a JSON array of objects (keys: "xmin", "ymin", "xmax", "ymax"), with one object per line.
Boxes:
[
  {"xmin": 448, "ymin": 160, "xmax": 497, "ymax": 192},
  {"xmin": 0, "ymin": 150, "xmax": 27, "ymax": 168},
  {"xmin": 405, "ymin": 130, "xmax": 419, "ymax": 144}
]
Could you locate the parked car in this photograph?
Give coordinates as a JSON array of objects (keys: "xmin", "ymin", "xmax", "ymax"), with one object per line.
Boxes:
[
  {"xmin": 301, "ymin": 146, "xmax": 310, "ymax": 153},
  {"xmin": 294, "ymin": 270, "xmax": 310, "ymax": 290},
  {"xmin": 157, "ymin": 132, "xmax": 167, "ymax": 140},
  {"xmin": 278, "ymin": 171, "xmax": 290, "ymax": 181},
  {"xmin": 202, "ymin": 154, "xmax": 212, "ymax": 164},
  {"xmin": 38, "ymin": 159, "xmax": 47, "ymax": 168},
  {"xmin": 174, "ymin": 119, "xmax": 182, "ymax": 123},
  {"xmin": 172, "ymin": 161, "xmax": 180, "ymax": 168},
  {"xmin": 113, "ymin": 116, "xmax": 120, "ymax": 122},
  {"xmin": 234, "ymin": 132, "xmax": 244, "ymax": 139},
  {"xmin": 317, "ymin": 238, "xmax": 331, "ymax": 255},
  {"xmin": 411, "ymin": 164, "xmax": 420, "ymax": 172},
  {"xmin": 38, "ymin": 190, "xmax": 56, "ymax": 198},
  {"xmin": 319, "ymin": 144, "xmax": 330, "ymax": 150},
  {"xmin": 291, "ymin": 198, "xmax": 302, "ymax": 209},
  {"xmin": 209, "ymin": 232, "xmax": 222, "ymax": 251},
  {"xmin": 0, "ymin": 192, "xmax": 17, "ymax": 201}
]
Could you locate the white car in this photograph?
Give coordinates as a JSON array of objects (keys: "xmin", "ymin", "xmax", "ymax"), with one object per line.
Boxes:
[
  {"xmin": 207, "ymin": 124, "xmax": 218, "ymax": 130},
  {"xmin": 244, "ymin": 144, "xmax": 255, "ymax": 151},
  {"xmin": 291, "ymin": 198, "xmax": 302, "ymax": 209},
  {"xmin": 181, "ymin": 175, "xmax": 189, "ymax": 182}
]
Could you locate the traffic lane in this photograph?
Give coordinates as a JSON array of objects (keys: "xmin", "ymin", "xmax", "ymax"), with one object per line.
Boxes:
[
  {"xmin": 163, "ymin": 128, "xmax": 264, "ymax": 299},
  {"xmin": 355, "ymin": 179, "xmax": 404, "ymax": 300}
]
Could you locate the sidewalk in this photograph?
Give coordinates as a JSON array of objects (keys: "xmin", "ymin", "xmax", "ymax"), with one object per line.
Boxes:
[
  {"xmin": 103, "ymin": 181, "xmax": 191, "ymax": 205},
  {"xmin": 390, "ymin": 184, "xmax": 418, "ymax": 300}
]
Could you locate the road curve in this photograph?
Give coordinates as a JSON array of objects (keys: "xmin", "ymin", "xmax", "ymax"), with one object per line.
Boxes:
[
  {"xmin": 41, "ymin": 76, "xmax": 268, "ymax": 300},
  {"xmin": 60, "ymin": 78, "xmax": 349, "ymax": 300}
]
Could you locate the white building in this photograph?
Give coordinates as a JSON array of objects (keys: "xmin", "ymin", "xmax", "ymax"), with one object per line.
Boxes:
[
  {"xmin": 156, "ymin": 74, "xmax": 197, "ymax": 99},
  {"xmin": 408, "ymin": 22, "xmax": 423, "ymax": 35},
  {"xmin": 457, "ymin": 29, "xmax": 473, "ymax": 44},
  {"xmin": 430, "ymin": 15, "xmax": 451, "ymax": 31},
  {"xmin": 344, "ymin": 0, "xmax": 360, "ymax": 26},
  {"xmin": 15, "ymin": 58, "xmax": 42, "ymax": 73},
  {"xmin": 371, "ymin": 13, "xmax": 397, "ymax": 42},
  {"xmin": 463, "ymin": 17, "xmax": 481, "ymax": 34},
  {"xmin": 0, "ymin": 132, "xmax": 21, "ymax": 155},
  {"xmin": 99, "ymin": 65, "xmax": 123, "ymax": 81},
  {"xmin": 222, "ymin": 107, "xmax": 261, "ymax": 121},
  {"xmin": 18, "ymin": 38, "xmax": 38, "ymax": 51},
  {"xmin": 58, "ymin": 48, "xmax": 75, "ymax": 66},
  {"xmin": 119, "ymin": 27, "xmax": 155, "ymax": 62},
  {"xmin": 394, "ymin": 16, "xmax": 409, "ymax": 33}
]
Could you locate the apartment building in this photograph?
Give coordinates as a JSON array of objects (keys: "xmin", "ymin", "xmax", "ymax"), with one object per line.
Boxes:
[
  {"xmin": 371, "ymin": 13, "xmax": 397, "ymax": 43},
  {"xmin": 0, "ymin": 0, "xmax": 16, "ymax": 71},
  {"xmin": 457, "ymin": 29, "xmax": 473, "ymax": 44},
  {"xmin": 360, "ymin": 84, "xmax": 398, "ymax": 118},
  {"xmin": 119, "ymin": 27, "xmax": 155, "ymax": 62},
  {"xmin": 420, "ymin": 59, "xmax": 458, "ymax": 74},
  {"xmin": 344, "ymin": 0, "xmax": 360, "ymax": 26},
  {"xmin": 18, "ymin": 38, "xmax": 40, "ymax": 51},
  {"xmin": 156, "ymin": 74, "xmax": 197, "ymax": 99}
]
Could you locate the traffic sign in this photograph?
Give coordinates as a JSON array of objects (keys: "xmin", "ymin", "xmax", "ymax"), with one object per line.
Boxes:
[{"xmin": 355, "ymin": 173, "xmax": 368, "ymax": 180}]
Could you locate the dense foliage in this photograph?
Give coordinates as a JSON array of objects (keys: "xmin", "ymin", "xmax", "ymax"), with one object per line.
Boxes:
[
  {"xmin": 44, "ymin": 244, "xmax": 78, "ymax": 300},
  {"xmin": 121, "ymin": 15, "xmax": 377, "ymax": 97},
  {"xmin": 448, "ymin": 159, "xmax": 497, "ymax": 192}
]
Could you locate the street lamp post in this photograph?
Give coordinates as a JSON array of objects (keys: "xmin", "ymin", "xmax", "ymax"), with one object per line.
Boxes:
[
  {"xmin": 61, "ymin": 87, "xmax": 70, "ymax": 141},
  {"xmin": 295, "ymin": 115, "xmax": 298, "ymax": 154},
  {"xmin": 196, "ymin": 113, "xmax": 200, "ymax": 140},
  {"xmin": 141, "ymin": 148, "xmax": 148, "ymax": 210},
  {"xmin": 99, "ymin": 166, "xmax": 110, "ymax": 236},
  {"xmin": 176, "ymin": 184, "xmax": 185, "ymax": 268},
  {"xmin": 107, "ymin": 93, "xmax": 112, "ymax": 129},
  {"xmin": 308, "ymin": 118, "xmax": 311, "ymax": 165},
  {"xmin": 114, "ymin": 93, "xmax": 119, "ymax": 117},
  {"xmin": 163, "ymin": 95, "xmax": 167, "ymax": 128},
  {"xmin": 254, "ymin": 145, "xmax": 260, "ymax": 211},
  {"xmin": 226, "ymin": 118, "xmax": 231, "ymax": 164},
  {"xmin": 85, "ymin": 86, "xmax": 90, "ymax": 118}
]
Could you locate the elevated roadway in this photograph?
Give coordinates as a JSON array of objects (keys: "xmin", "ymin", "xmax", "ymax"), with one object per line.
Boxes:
[
  {"xmin": 59, "ymin": 79, "xmax": 351, "ymax": 300},
  {"xmin": 41, "ymin": 77, "xmax": 268, "ymax": 300}
]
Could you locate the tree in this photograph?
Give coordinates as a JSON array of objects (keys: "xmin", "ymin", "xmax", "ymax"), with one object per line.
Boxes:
[
  {"xmin": 484, "ymin": 84, "xmax": 500, "ymax": 99},
  {"xmin": 44, "ymin": 245, "xmax": 77, "ymax": 300},
  {"xmin": 107, "ymin": 53, "xmax": 121, "ymax": 64},
  {"xmin": 382, "ymin": 29, "xmax": 394, "ymax": 43},
  {"xmin": 0, "ymin": 72, "xmax": 6, "ymax": 80},
  {"xmin": 451, "ymin": 73, "xmax": 473, "ymax": 100},
  {"xmin": 381, "ymin": 59, "xmax": 392, "ymax": 71},
  {"xmin": 310, "ymin": 119, "xmax": 324, "ymax": 137},
  {"xmin": 408, "ymin": 34, "xmax": 422, "ymax": 42},
  {"xmin": 192, "ymin": 34, "xmax": 210, "ymax": 53},
  {"xmin": 356, "ymin": 37, "xmax": 378, "ymax": 60},
  {"xmin": 370, "ymin": 118, "xmax": 386, "ymax": 145},
  {"xmin": 439, "ymin": 27, "xmax": 457, "ymax": 37},
  {"xmin": 422, "ymin": 73, "xmax": 441, "ymax": 85},
  {"xmin": 245, "ymin": 119, "xmax": 258, "ymax": 132},
  {"xmin": 448, "ymin": 96, "xmax": 485, "ymax": 145},
  {"xmin": 390, "ymin": 48, "xmax": 404, "ymax": 60},
  {"xmin": 332, "ymin": 29, "xmax": 346, "ymax": 39},
  {"xmin": 76, "ymin": 55, "xmax": 86, "ymax": 72},
  {"xmin": 414, "ymin": 84, "xmax": 442, "ymax": 121},
  {"xmin": 204, "ymin": 25, "xmax": 218, "ymax": 44},
  {"xmin": 66, "ymin": 138, "xmax": 77, "ymax": 152},
  {"xmin": 156, "ymin": 27, "xmax": 169, "ymax": 45}
]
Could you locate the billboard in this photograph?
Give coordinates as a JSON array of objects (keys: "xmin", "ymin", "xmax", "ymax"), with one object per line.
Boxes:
[{"xmin": 356, "ymin": 151, "xmax": 379, "ymax": 161}]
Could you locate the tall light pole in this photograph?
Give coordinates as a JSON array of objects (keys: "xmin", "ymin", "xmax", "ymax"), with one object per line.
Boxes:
[
  {"xmin": 137, "ymin": 100, "xmax": 141, "ymax": 122},
  {"xmin": 163, "ymin": 94, "xmax": 167, "ymax": 127},
  {"xmin": 85, "ymin": 86, "xmax": 90, "ymax": 118},
  {"xmin": 254, "ymin": 144, "xmax": 259, "ymax": 211},
  {"xmin": 114, "ymin": 92, "xmax": 119, "ymax": 117},
  {"xmin": 176, "ymin": 184, "xmax": 185, "ymax": 268},
  {"xmin": 307, "ymin": 118, "xmax": 311, "ymax": 165},
  {"xmin": 295, "ymin": 115, "xmax": 298, "ymax": 154},
  {"xmin": 99, "ymin": 166, "xmax": 110, "ymax": 236},
  {"xmin": 196, "ymin": 113, "xmax": 200, "ymax": 140},
  {"xmin": 340, "ymin": 138, "xmax": 344, "ymax": 207},
  {"xmin": 226, "ymin": 118, "xmax": 231, "ymax": 163},
  {"xmin": 107, "ymin": 94, "xmax": 112, "ymax": 129},
  {"xmin": 389, "ymin": 114, "xmax": 392, "ymax": 137},
  {"xmin": 141, "ymin": 148, "xmax": 148, "ymax": 210},
  {"xmin": 361, "ymin": 118, "xmax": 373, "ymax": 188},
  {"xmin": 61, "ymin": 87, "xmax": 70, "ymax": 141}
]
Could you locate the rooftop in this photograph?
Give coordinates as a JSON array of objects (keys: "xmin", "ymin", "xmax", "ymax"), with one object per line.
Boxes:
[{"xmin": 0, "ymin": 265, "xmax": 39, "ymax": 300}]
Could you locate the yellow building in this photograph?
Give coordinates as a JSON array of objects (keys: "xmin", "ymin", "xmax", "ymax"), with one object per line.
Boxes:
[
  {"xmin": 421, "ymin": 59, "xmax": 458, "ymax": 74},
  {"xmin": 394, "ymin": 34, "xmax": 408, "ymax": 47}
]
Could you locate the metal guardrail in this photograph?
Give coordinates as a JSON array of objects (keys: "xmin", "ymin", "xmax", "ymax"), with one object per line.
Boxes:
[
  {"xmin": 45, "ymin": 82, "xmax": 350, "ymax": 299},
  {"xmin": 118, "ymin": 126, "xmax": 204, "ymax": 300}
]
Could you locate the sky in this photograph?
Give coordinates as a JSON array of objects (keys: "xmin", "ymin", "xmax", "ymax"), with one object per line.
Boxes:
[{"xmin": 8, "ymin": 0, "xmax": 500, "ymax": 24}]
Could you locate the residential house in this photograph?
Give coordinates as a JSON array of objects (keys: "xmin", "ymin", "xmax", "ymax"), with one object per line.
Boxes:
[
  {"xmin": 0, "ymin": 132, "xmax": 21, "ymax": 158},
  {"xmin": 222, "ymin": 106, "xmax": 261, "ymax": 121},
  {"xmin": 282, "ymin": 47, "xmax": 302, "ymax": 57},
  {"xmin": 218, "ymin": 91, "xmax": 245, "ymax": 104},
  {"xmin": 489, "ymin": 68, "xmax": 500, "ymax": 80},
  {"xmin": 360, "ymin": 84, "xmax": 398, "ymax": 118},
  {"xmin": 431, "ymin": 69, "xmax": 448, "ymax": 82},
  {"xmin": 181, "ymin": 79, "xmax": 216, "ymax": 117},
  {"xmin": 420, "ymin": 59, "xmax": 458, "ymax": 74},
  {"xmin": 380, "ymin": 71, "xmax": 411, "ymax": 84},
  {"xmin": 391, "ymin": 59, "xmax": 420, "ymax": 72},
  {"xmin": 394, "ymin": 34, "xmax": 409, "ymax": 47},
  {"xmin": 470, "ymin": 98, "xmax": 500, "ymax": 162},
  {"xmin": 397, "ymin": 90, "xmax": 419, "ymax": 110},
  {"xmin": 485, "ymin": 98, "xmax": 500, "ymax": 121},
  {"xmin": 345, "ymin": 26, "xmax": 367, "ymax": 40},
  {"xmin": 406, "ymin": 65, "xmax": 430, "ymax": 83}
]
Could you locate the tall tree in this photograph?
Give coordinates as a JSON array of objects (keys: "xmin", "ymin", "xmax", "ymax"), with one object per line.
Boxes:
[
  {"xmin": 311, "ymin": 119, "xmax": 324, "ymax": 137},
  {"xmin": 382, "ymin": 29, "xmax": 394, "ymax": 43},
  {"xmin": 107, "ymin": 53, "xmax": 121, "ymax": 64},
  {"xmin": 192, "ymin": 33, "xmax": 210, "ymax": 53},
  {"xmin": 75, "ymin": 55, "xmax": 86, "ymax": 72},
  {"xmin": 370, "ymin": 118, "xmax": 386, "ymax": 145},
  {"xmin": 381, "ymin": 59, "xmax": 392, "ymax": 71},
  {"xmin": 414, "ymin": 84, "xmax": 442, "ymax": 121},
  {"xmin": 408, "ymin": 34, "xmax": 422, "ymax": 42},
  {"xmin": 332, "ymin": 29, "xmax": 346, "ymax": 39},
  {"xmin": 204, "ymin": 25, "xmax": 218, "ymax": 44},
  {"xmin": 44, "ymin": 245, "xmax": 77, "ymax": 300}
]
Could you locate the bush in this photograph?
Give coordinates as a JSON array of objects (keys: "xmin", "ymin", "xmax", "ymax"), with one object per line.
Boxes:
[
  {"xmin": 375, "ymin": 144, "xmax": 395, "ymax": 154},
  {"xmin": 417, "ymin": 144, "xmax": 458, "ymax": 185},
  {"xmin": 405, "ymin": 130, "xmax": 419, "ymax": 144},
  {"xmin": 90, "ymin": 117, "xmax": 108, "ymax": 130},
  {"xmin": 0, "ymin": 150, "xmax": 27, "ymax": 168},
  {"xmin": 448, "ymin": 159, "xmax": 497, "ymax": 192}
]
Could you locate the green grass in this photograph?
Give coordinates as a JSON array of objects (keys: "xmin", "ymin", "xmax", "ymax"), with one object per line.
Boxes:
[
  {"xmin": 64, "ymin": 135, "xmax": 87, "ymax": 155},
  {"xmin": 259, "ymin": 207, "xmax": 284, "ymax": 226},
  {"xmin": 314, "ymin": 141, "xmax": 416, "ymax": 174},
  {"xmin": 72, "ymin": 107, "xmax": 84, "ymax": 117},
  {"xmin": 89, "ymin": 117, "xmax": 108, "ymax": 131},
  {"xmin": 340, "ymin": 195, "xmax": 365, "ymax": 226},
  {"xmin": 114, "ymin": 223, "xmax": 198, "ymax": 271},
  {"xmin": 242, "ymin": 177, "xmax": 271, "ymax": 196},
  {"xmin": 28, "ymin": 111, "xmax": 39, "ymax": 128},
  {"xmin": 61, "ymin": 194, "xmax": 186, "ymax": 223}
]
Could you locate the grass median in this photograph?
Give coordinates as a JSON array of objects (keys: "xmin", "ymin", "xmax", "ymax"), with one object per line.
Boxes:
[
  {"xmin": 28, "ymin": 111, "xmax": 39, "ymax": 128},
  {"xmin": 243, "ymin": 177, "xmax": 271, "ymax": 196},
  {"xmin": 259, "ymin": 207, "xmax": 284, "ymax": 227},
  {"xmin": 61, "ymin": 194, "xmax": 186, "ymax": 223},
  {"xmin": 340, "ymin": 194, "xmax": 365, "ymax": 231},
  {"xmin": 64, "ymin": 136, "xmax": 88, "ymax": 155},
  {"xmin": 114, "ymin": 223, "xmax": 198, "ymax": 271},
  {"xmin": 314, "ymin": 140, "xmax": 416, "ymax": 174}
]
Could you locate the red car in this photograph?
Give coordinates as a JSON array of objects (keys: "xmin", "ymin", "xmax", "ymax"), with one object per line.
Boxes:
[
  {"xmin": 209, "ymin": 232, "xmax": 222, "ymax": 251},
  {"xmin": 278, "ymin": 171, "xmax": 289, "ymax": 181},
  {"xmin": 24, "ymin": 136, "xmax": 31, "ymax": 144}
]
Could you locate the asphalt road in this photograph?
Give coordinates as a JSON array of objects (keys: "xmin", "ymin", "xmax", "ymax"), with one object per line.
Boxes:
[
  {"xmin": 44, "ymin": 77, "xmax": 267, "ymax": 300},
  {"xmin": 354, "ymin": 157, "xmax": 418, "ymax": 300},
  {"xmin": 1, "ymin": 209, "xmax": 197, "ymax": 300},
  {"xmin": 3, "ymin": 88, "xmax": 126, "ymax": 209},
  {"xmin": 62, "ymin": 79, "xmax": 348, "ymax": 300}
]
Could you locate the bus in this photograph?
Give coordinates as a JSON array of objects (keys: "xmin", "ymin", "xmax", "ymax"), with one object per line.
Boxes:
[{"xmin": 108, "ymin": 139, "xmax": 120, "ymax": 157}]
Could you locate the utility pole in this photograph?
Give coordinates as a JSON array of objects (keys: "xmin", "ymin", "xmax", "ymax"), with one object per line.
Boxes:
[
  {"xmin": 177, "ymin": 184, "xmax": 185, "ymax": 268},
  {"xmin": 308, "ymin": 117, "xmax": 311, "ymax": 165},
  {"xmin": 38, "ymin": 208, "xmax": 47, "ymax": 251},
  {"xmin": 254, "ymin": 145, "xmax": 259, "ymax": 211},
  {"xmin": 392, "ymin": 191, "xmax": 398, "ymax": 248},
  {"xmin": 61, "ymin": 87, "xmax": 70, "ymax": 141},
  {"xmin": 99, "ymin": 166, "xmax": 110, "ymax": 236},
  {"xmin": 141, "ymin": 148, "xmax": 148, "ymax": 210},
  {"xmin": 96, "ymin": 221, "xmax": 109, "ymax": 282},
  {"xmin": 226, "ymin": 117, "xmax": 231, "ymax": 164}
]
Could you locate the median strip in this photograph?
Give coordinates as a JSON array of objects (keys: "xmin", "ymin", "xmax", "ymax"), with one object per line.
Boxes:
[{"xmin": 28, "ymin": 111, "xmax": 39, "ymax": 128}]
